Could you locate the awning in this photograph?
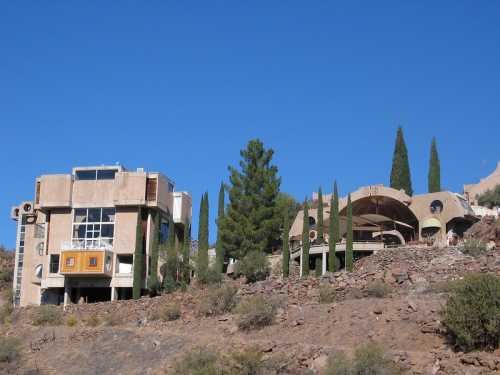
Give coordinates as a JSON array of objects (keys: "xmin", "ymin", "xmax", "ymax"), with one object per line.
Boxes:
[{"xmin": 422, "ymin": 218, "xmax": 442, "ymax": 229}]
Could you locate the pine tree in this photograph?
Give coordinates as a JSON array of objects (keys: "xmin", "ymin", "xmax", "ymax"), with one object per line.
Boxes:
[
  {"xmin": 301, "ymin": 199, "xmax": 310, "ymax": 277},
  {"xmin": 181, "ymin": 219, "xmax": 191, "ymax": 284},
  {"xmin": 345, "ymin": 194, "xmax": 354, "ymax": 272},
  {"xmin": 220, "ymin": 139, "xmax": 281, "ymax": 259},
  {"xmin": 197, "ymin": 192, "xmax": 209, "ymax": 277},
  {"xmin": 282, "ymin": 210, "xmax": 290, "ymax": 278},
  {"xmin": 390, "ymin": 127, "xmax": 413, "ymax": 196},
  {"xmin": 132, "ymin": 208, "xmax": 144, "ymax": 299},
  {"xmin": 428, "ymin": 137, "xmax": 441, "ymax": 193},
  {"xmin": 147, "ymin": 210, "xmax": 160, "ymax": 291},
  {"xmin": 215, "ymin": 183, "xmax": 225, "ymax": 273},
  {"xmin": 316, "ymin": 187, "xmax": 324, "ymax": 244},
  {"xmin": 163, "ymin": 212, "xmax": 177, "ymax": 292},
  {"xmin": 328, "ymin": 181, "xmax": 340, "ymax": 272}
]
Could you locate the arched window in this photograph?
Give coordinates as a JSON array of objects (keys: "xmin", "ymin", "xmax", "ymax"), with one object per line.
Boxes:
[
  {"xmin": 430, "ymin": 200, "xmax": 444, "ymax": 214},
  {"xmin": 308, "ymin": 216, "xmax": 316, "ymax": 228}
]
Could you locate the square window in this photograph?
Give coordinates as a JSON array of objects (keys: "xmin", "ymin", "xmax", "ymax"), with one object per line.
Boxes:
[
  {"xmin": 66, "ymin": 257, "xmax": 75, "ymax": 267},
  {"xmin": 101, "ymin": 224, "xmax": 114, "ymax": 238},
  {"xmin": 74, "ymin": 208, "xmax": 87, "ymax": 223},
  {"xmin": 88, "ymin": 257, "xmax": 97, "ymax": 267},
  {"xmin": 97, "ymin": 169, "xmax": 117, "ymax": 180},
  {"xmin": 88, "ymin": 208, "xmax": 101, "ymax": 223},
  {"xmin": 73, "ymin": 224, "xmax": 86, "ymax": 239},
  {"xmin": 102, "ymin": 208, "xmax": 115, "ymax": 222},
  {"xmin": 75, "ymin": 170, "xmax": 97, "ymax": 180}
]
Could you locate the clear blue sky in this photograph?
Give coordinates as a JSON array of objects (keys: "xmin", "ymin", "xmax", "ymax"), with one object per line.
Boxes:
[{"xmin": 1, "ymin": 2, "xmax": 499, "ymax": 249}]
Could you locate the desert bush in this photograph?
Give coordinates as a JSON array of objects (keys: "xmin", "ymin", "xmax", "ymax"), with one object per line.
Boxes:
[
  {"xmin": 103, "ymin": 312, "xmax": 124, "ymax": 326},
  {"xmin": 441, "ymin": 273, "xmax": 500, "ymax": 352},
  {"xmin": 236, "ymin": 295, "xmax": 276, "ymax": 331},
  {"xmin": 172, "ymin": 347, "xmax": 222, "ymax": 375},
  {"xmin": 319, "ymin": 284, "xmax": 336, "ymax": 304},
  {"xmin": 427, "ymin": 279, "xmax": 460, "ymax": 294},
  {"xmin": 85, "ymin": 314, "xmax": 100, "ymax": 327},
  {"xmin": 152, "ymin": 303, "xmax": 182, "ymax": 322},
  {"xmin": 230, "ymin": 347, "xmax": 266, "ymax": 375},
  {"xmin": 197, "ymin": 267, "xmax": 223, "ymax": 285},
  {"xmin": 0, "ymin": 337, "xmax": 20, "ymax": 363},
  {"xmin": 322, "ymin": 342, "xmax": 401, "ymax": 375},
  {"xmin": 0, "ymin": 270, "xmax": 13, "ymax": 282},
  {"xmin": 29, "ymin": 305, "xmax": 61, "ymax": 326},
  {"xmin": 198, "ymin": 285, "xmax": 238, "ymax": 317},
  {"xmin": 461, "ymin": 239, "xmax": 488, "ymax": 257},
  {"xmin": 235, "ymin": 251, "xmax": 270, "ymax": 283},
  {"xmin": 0, "ymin": 303, "xmax": 13, "ymax": 325},
  {"xmin": 366, "ymin": 280, "xmax": 392, "ymax": 298},
  {"xmin": 66, "ymin": 314, "xmax": 78, "ymax": 327}
]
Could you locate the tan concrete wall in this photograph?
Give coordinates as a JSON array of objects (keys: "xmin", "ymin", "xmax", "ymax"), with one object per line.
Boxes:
[
  {"xmin": 156, "ymin": 174, "xmax": 174, "ymax": 214},
  {"xmin": 72, "ymin": 180, "xmax": 115, "ymax": 207},
  {"xmin": 38, "ymin": 175, "xmax": 72, "ymax": 208},
  {"xmin": 47, "ymin": 209, "xmax": 72, "ymax": 253},
  {"xmin": 114, "ymin": 207, "xmax": 139, "ymax": 255},
  {"xmin": 113, "ymin": 172, "xmax": 147, "ymax": 206},
  {"xmin": 20, "ymin": 221, "xmax": 42, "ymax": 306}
]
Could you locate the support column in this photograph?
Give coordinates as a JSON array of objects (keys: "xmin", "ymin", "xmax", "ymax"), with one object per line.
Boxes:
[
  {"xmin": 299, "ymin": 250, "xmax": 303, "ymax": 278},
  {"xmin": 111, "ymin": 287, "xmax": 117, "ymax": 301},
  {"xmin": 63, "ymin": 282, "xmax": 70, "ymax": 308},
  {"xmin": 322, "ymin": 250, "xmax": 327, "ymax": 275}
]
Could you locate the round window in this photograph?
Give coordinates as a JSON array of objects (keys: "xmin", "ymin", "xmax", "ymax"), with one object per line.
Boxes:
[{"xmin": 430, "ymin": 200, "xmax": 444, "ymax": 214}]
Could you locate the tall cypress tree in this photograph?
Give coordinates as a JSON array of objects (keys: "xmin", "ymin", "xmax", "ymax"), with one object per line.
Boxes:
[
  {"xmin": 197, "ymin": 192, "xmax": 209, "ymax": 277},
  {"xmin": 163, "ymin": 212, "xmax": 177, "ymax": 292},
  {"xmin": 215, "ymin": 183, "xmax": 225, "ymax": 273},
  {"xmin": 428, "ymin": 137, "xmax": 441, "ymax": 193},
  {"xmin": 316, "ymin": 187, "xmax": 324, "ymax": 244},
  {"xmin": 345, "ymin": 194, "xmax": 354, "ymax": 272},
  {"xmin": 282, "ymin": 210, "xmax": 290, "ymax": 278},
  {"xmin": 301, "ymin": 198, "xmax": 310, "ymax": 278},
  {"xmin": 328, "ymin": 181, "xmax": 340, "ymax": 272},
  {"xmin": 147, "ymin": 210, "xmax": 160, "ymax": 290},
  {"xmin": 132, "ymin": 208, "xmax": 144, "ymax": 299},
  {"xmin": 220, "ymin": 139, "xmax": 281, "ymax": 259},
  {"xmin": 181, "ymin": 219, "xmax": 191, "ymax": 283},
  {"xmin": 390, "ymin": 127, "xmax": 413, "ymax": 196}
]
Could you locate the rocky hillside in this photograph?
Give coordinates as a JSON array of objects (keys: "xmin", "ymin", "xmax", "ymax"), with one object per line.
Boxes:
[
  {"xmin": 1, "ymin": 246, "xmax": 499, "ymax": 375},
  {"xmin": 0, "ymin": 247, "xmax": 14, "ymax": 300}
]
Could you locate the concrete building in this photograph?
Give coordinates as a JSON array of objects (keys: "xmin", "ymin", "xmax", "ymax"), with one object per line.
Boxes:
[
  {"xmin": 464, "ymin": 162, "xmax": 500, "ymax": 205},
  {"xmin": 289, "ymin": 185, "xmax": 478, "ymax": 274},
  {"xmin": 10, "ymin": 165, "xmax": 191, "ymax": 307}
]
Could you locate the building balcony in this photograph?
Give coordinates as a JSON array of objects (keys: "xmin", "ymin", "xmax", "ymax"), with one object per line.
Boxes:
[{"xmin": 59, "ymin": 249, "xmax": 113, "ymax": 277}]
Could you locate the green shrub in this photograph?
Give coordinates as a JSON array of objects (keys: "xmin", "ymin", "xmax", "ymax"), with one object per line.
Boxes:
[
  {"xmin": 230, "ymin": 347, "xmax": 266, "ymax": 375},
  {"xmin": 0, "ymin": 303, "xmax": 13, "ymax": 325},
  {"xmin": 152, "ymin": 303, "xmax": 182, "ymax": 322},
  {"xmin": 462, "ymin": 239, "xmax": 488, "ymax": 257},
  {"xmin": 29, "ymin": 305, "xmax": 62, "ymax": 326},
  {"xmin": 172, "ymin": 347, "xmax": 222, "ymax": 375},
  {"xmin": 66, "ymin": 314, "xmax": 78, "ymax": 327},
  {"xmin": 441, "ymin": 273, "xmax": 500, "ymax": 351},
  {"xmin": 427, "ymin": 279, "xmax": 460, "ymax": 294},
  {"xmin": 366, "ymin": 280, "xmax": 392, "ymax": 298},
  {"xmin": 197, "ymin": 267, "xmax": 223, "ymax": 285},
  {"xmin": 85, "ymin": 314, "xmax": 100, "ymax": 327},
  {"xmin": 198, "ymin": 285, "xmax": 238, "ymax": 317},
  {"xmin": 0, "ymin": 337, "xmax": 20, "ymax": 363},
  {"xmin": 319, "ymin": 284, "xmax": 336, "ymax": 304},
  {"xmin": 236, "ymin": 295, "xmax": 276, "ymax": 331},
  {"xmin": 0, "ymin": 270, "xmax": 13, "ymax": 282},
  {"xmin": 322, "ymin": 343, "xmax": 401, "ymax": 375},
  {"xmin": 235, "ymin": 251, "xmax": 270, "ymax": 283}
]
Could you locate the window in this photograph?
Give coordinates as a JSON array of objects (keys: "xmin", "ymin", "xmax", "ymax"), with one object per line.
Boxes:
[
  {"xmin": 168, "ymin": 182, "xmax": 174, "ymax": 192},
  {"xmin": 146, "ymin": 178, "xmax": 157, "ymax": 201},
  {"xmin": 160, "ymin": 221, "xmax": 169, "ymax": 244},
  {"xmin": 430, "ymin": 200, "xmax": 444, "ymax": 214},
  {"xmin": 35, "ymin": 264, "xmax": 43, "ymax": 279},
  {"xmin": 309, "ymin": 216, "xmax": 316, "ymax": 228},
  {"xmin": 116, "ymin": 254, "xmax": 133, "ymax": 274},
  {"xmin": 72, "ymin": 208, "xmax": 115, "ymax": 249},
  {"xmin": 36, "ymin": 242, "xmax": 44, "ymax": 256},
  {"xmin": 75, "ymin": 169, "xmax": 118, "ymax": 181},
  {"xmin": 66, "ymin": 257, "xmax": 75, "ymax": 267},
  {"xmin": 88, "ymin": 257, "xmax": 98, "ymax": 267},
  {"xmin": 50, "ymin": 255, "xmax": 60, "ymax": 273}
]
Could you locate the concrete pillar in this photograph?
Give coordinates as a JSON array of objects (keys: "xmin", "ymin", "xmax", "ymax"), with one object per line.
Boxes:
[
  {"xmin": 299, "ymin": 250, "xmax": 303, "ymax": 278},
  {"xmin": 63, "ymin": 283, "xmax": 70, "ymax": 308},
  {"xmin": 111, "ymin": 287, "xmax": 117, "ymax": 301},
  {"xmin": 322, "ymin": 250, "xmax": 327, "ymax": 275}
]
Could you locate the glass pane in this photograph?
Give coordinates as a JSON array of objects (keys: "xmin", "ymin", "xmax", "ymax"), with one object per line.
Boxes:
[
  {"xmin": 101, "ymin": 224, "xmax": 114, "ymax": 238},
  {"xmin": 75, "ymin": 170, "xmax": 96, "ymax": 180},
  {"xmin": 93, "ymin": 229, "xmax": 101, "ymax": 238},
  {"xmin": 102, "ymin": 208, "xmax": 115, "ymax": 222},
  {"xmin": 97, "ymin": 169, "xmax": 117, "ymax": 180},
  {"xmin": 88, "ymin": 208, "xmax": 101, "ymax": 223},
  {"xmin": 73, "ymin": 224, "xmax": 86, "ymax": 239},
  {"xmin": 74, "ymin": 208, "xmax": 87, "ymax": 223}
]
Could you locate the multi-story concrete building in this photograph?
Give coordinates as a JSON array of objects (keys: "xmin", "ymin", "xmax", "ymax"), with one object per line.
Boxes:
[{"xmin": 10, "ymin": 165, "xmax": 191, "ymax": 307}]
